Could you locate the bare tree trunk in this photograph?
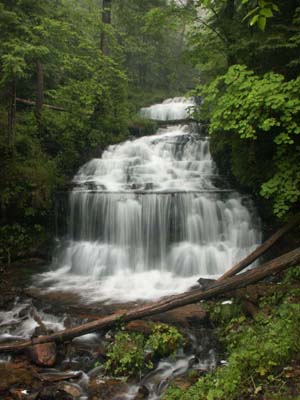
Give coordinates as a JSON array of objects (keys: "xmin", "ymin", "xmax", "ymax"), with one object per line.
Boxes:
[
  {"xmin": 7, "ymin": 75, "xmax": 16, "ymax": 148},
  {"xmin": 35, "ymin": 60, "xmax": 44, "ymax": 131},
  {"xmin": 101, "ymin": 0, "xmax": 112, "ymax": 55},
  {"xmin": 0, "ymin": 247, "xmax": 299, "ymax": 353}
]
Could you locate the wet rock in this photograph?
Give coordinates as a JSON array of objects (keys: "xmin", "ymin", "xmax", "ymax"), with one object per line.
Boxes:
[
  {"xmin": 27, "ymin": 342, "xmax": 57, "ymax": 366},
  {"xmin": 89, "ymin": 377, "xmax": 130, "ymax": 400},
  {"xmin": 242, "ymin": 299, "xmax": 260, "ymax": 318},
  {"xmin": 9, "ymin": 388, "xmax": 39, "ymax": 400},
  {"xmin": 151, "ymin": 304, "xmax": 207, "ymax": 327},
  {"xmin": 133, "ymin": 385, "xmax": 149, "ymax": 399},
  {"xmin": 38, "ymin": 371, "xmax": 82, "ymax": 382},
  {"xmin": 197, "ymin": 278, "xmax": 216, "ymax": 289},
  {"xmin": 57, "ymin": 383, "xmax": 83, "ymax": 398},
  {"xmin": 171, "ymin": 375, "xmax": 194, "ymax": 391},
  {"xmin": 39, "ymin": 387, "xmax": 73, "ymax": 400},
  {"xmin": 125, "ymin": 320, "xmax": 154, "ymax": 335},
  {"xmin": 0, "ymin": 361, "xmax": 40, "ymax": 396}
]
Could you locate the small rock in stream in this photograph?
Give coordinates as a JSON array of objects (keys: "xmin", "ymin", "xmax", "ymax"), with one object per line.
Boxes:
[
  {"xmin": 197, "ymin": 278, "xmax": 216, "ymax": 289},
  {"xmin": 9, "ymin": 388, "xmax": 39, "ymax": 400},
  {"xmin": 57, "ymin": 382, "xmax": 83, "ymax": 398},
  {"xmin": 88, "ymin": 377, "xmax": 131, "ymax": 400}
]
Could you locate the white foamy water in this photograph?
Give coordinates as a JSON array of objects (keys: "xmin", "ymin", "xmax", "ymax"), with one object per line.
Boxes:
[
  {"xmin": 36, "ymin": 97, "xmax": 261, "ymax": 303},
  {"xmin": 140, "ymin": 97, "xmax": 195, "ymax": 121},
  {"xmin": 0, "ymin": 300, "xmax": 65, "ymax": 342}
]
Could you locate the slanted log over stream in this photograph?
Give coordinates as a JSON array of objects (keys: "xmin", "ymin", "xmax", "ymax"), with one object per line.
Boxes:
[
  {"xmin": 1, "ymin": 247, "xmax": 299, "ymax": 353},
  {"xmin": 217, "ymin": 214, "xmax": 300, "ymax": 282}
]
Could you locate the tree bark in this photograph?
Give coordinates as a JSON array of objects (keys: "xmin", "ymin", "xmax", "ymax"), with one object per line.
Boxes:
[
  {"xmin": 7, "ymin": 75, "xmax": 16, "ymax": 148},
  {"xmin": 0, "ymin": 247, "xmax": 299, "ymax": 353},
  {"xmin": 217, "ymin": 214, "xmax": 300, "ymax": 282},
  {"xmin": 35, "ymin": 60, "xmax": 44, "ymax": 131},
  {"xmin": 101, "ymin": 0, "xmax": 112, "ymax": 55}
]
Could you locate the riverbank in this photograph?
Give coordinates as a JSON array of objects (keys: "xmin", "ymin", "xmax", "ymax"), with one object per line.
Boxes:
[
  {"xmin": 1, "ymin": 259, "xmax": 300, "ymax": 399},
  {"xmin": 164, "ymin": 266, "xmax": 300, "ymax": 400}
]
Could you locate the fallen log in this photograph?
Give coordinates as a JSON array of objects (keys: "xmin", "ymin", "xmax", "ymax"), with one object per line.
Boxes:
[
  {"xmin": 217, "ymin": 214, "xmax": 300, "ymax": 282},
  {"xmin": 155, "ymin": 118, "xmax": 195, "ymax": 126},
  {"xmin": 0, "ymin": 247, "xmax": 300, "ymax": 353},
  {"xmin": 16, "ymin": 97, "xmax": 66, "ymax": 112}
]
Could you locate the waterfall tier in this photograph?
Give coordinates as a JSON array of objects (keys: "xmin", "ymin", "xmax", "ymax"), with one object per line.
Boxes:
[{"xmin": 37, "ymin": 98, "xmax": 261, "ymax": 303}]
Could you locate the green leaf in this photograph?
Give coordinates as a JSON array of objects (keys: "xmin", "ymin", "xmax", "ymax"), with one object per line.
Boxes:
[
  {"xmin": 258, "ymin": 16, "xmax": 267, "ymax": 30},
  {"xmin": 260, "ymin": 7, "xmax": 273, "ymax": 18}
]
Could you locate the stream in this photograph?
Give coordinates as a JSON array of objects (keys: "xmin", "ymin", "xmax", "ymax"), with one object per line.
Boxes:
[{"xmin": 0, "ymin": 97, "xmax": 261, "ymax": 399}]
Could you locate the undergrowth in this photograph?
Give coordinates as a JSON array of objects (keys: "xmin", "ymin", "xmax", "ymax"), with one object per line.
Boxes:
[
  {"xmin": 104, "ymin": 323, "xmax": 183, "ymax": 377},
  {"xmin": 164, "ymin": 266, "xmax": 300, "ymax": 400}
]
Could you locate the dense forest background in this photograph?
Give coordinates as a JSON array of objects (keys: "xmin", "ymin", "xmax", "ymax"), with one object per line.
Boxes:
[{"xmin": 0, "ymin": 0, "xmax": 299, "ymax": 264}]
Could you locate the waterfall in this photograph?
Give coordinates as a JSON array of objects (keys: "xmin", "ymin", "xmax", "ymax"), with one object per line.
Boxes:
[{"xmin": 38, "ymin": 98, "xmax": 261, "ymax": 303}]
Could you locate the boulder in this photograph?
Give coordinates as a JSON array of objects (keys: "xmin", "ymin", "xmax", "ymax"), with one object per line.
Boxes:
[{"xmin": 27, "ymin": 342, "xmax": 56, "ymax": 367}]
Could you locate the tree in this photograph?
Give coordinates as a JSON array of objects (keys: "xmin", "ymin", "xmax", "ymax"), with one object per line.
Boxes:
[
  {"xmin": 0, "ymin": 0, "xmax": 130, "ymax": 263},
  {"xmin": 196, "ymin": 65, "xmax": 300, "ymax": 217},
  {"xmin": 112, "ymin": 0, "xmax": 197, "ymax": 108}
]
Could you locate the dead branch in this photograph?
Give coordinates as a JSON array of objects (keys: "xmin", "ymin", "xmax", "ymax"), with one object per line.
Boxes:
[{"xmin": 16, "ymin": 97, "xmax": 66, "ymax": 112}]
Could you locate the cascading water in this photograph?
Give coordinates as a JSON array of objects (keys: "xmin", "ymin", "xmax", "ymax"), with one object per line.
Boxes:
[{"xmin": 38, "ymin": 97, "xmax": 261, "ymax": 303}]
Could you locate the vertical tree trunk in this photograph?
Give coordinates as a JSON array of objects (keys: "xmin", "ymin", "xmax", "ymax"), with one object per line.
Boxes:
[
  {"xmin": 220, "ymin": 0, "xmax": 237, "ymax": 66},
  {"xmin": 35, "ymin": 60, "xmax": 44, "ymax": 132},
  {"xmin": 101, "ymin": 0, "xmax": 112, "ymax": 55},
  {"xmin": 7, "ymin": 75, "xmax": 16, "ymax": 149}
]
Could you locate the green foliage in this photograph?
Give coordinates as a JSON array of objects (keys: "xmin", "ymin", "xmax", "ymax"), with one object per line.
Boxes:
[
  {"xmin": 206, "ymin": 300, "xmax": 245, "ymax": 327},
  {"xmin": 187, "ymin": 1, "xmax": 300, "ymax": 82},
  {"xmin": 113, "ymin": 0, "xmax": 197, "ymax": 109},
  {"xmin": 195, "ymin": 65, "xmax": 300, "ymax": 217},
  {"xmin": 242, "ymin": 0, "xmax": 280, "ymax": 30},
  {"xmin": 164, "ymin": 275, "xmax": 300, "ymax": 400},
  {"xmin": 0, "ymin": 0, "xmax": 131, "ymax": 262},
  {"xmin": 105, "ymin": 332, "xmax": 146, "ymax": 377},
  {"xmin": 104, "ymin": 324, "xmax": 183, "ymax": 377},
  {"xmin": 146, "ymin": 324, "xmax": 183, "ymax": 357},
  {"xmin": 0, "ymin": 224, "xmax": 30, "ymax": 265}
]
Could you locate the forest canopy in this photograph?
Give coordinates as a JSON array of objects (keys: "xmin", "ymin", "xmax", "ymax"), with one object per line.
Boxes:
[{"xmin": 0, "ymin": 0, "xmax": 299, "ymax": 263}]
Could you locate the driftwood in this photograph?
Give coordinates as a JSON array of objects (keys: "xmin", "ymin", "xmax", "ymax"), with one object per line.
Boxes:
[
  {"xmin": 217, "ymin": 214, "xmax": 300, "ymax": 282},
  {"xmin": 155, "ymin": 118, "xmax": 195, "ymax": 126},
  {"xmin": 31, "ymin": 307, "xmax": 48, "ymax": 335},
  {"xmin": 0, "ymin": 247, "xmax": 299, "ymax": 353}
]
